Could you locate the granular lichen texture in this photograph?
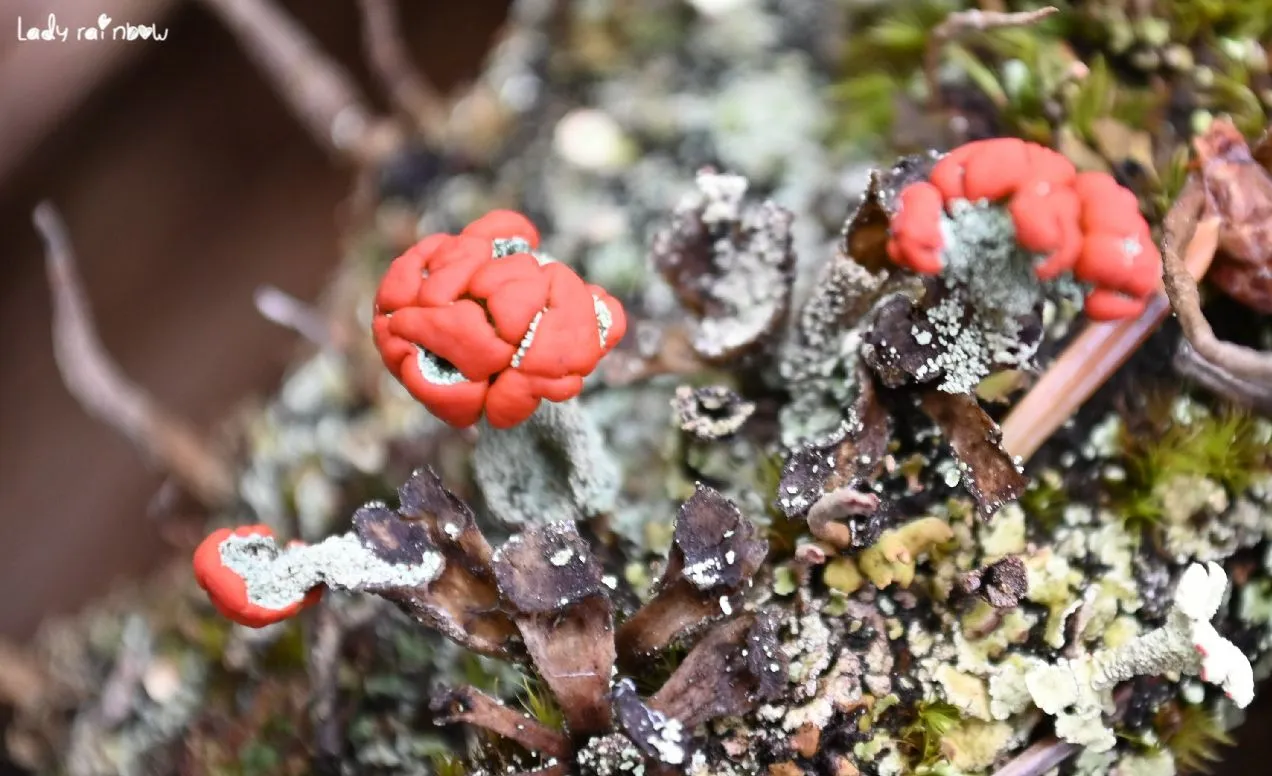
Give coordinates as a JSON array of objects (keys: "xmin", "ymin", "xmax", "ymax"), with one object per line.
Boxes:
[{"xmin": 13, "ymin": 2, "xmax": 1272, "ymax": 776}]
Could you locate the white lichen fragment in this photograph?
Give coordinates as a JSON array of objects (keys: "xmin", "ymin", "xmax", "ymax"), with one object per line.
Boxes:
[
  {"xmin": 647, "ymin": 711, "xmax": 686, "ymax": 765},
  {"xmin": 219, "ymin": 530, "xmax": 443, "ymax": 611},
  {"xmin": 1024, "ymin": 562, "xmax": 1256, "ymax": 752}
]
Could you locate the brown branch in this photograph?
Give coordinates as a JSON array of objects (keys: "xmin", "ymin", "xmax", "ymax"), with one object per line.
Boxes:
[
  {"xmin": 924, "ymin": 6, "xmax": 1058, "ymax": 107},
  {"xmin": 1174, "ymin": 339, "xmax": 1272, "ymax": 413},
  {"xmin": 1160, "ymin": 176, "xmax": 1272, "ymax": 383},
  {"xmin": 33, "ymin": 202, "xmax": 237, "ymax": 508},
  {"xmin": 253, "ymin": 284, "xmax": 340, "ymax": 350},
  {"xmin": 356, "ymin": 0, "xmax": 448, "ymax": 144},
  {"xmin": 194, "ymin": 0, "xmax": 403, "ymax": 166},
  {"xmin": 990, "ymin": 737, "xmax": 1077, "ymax": 776}
]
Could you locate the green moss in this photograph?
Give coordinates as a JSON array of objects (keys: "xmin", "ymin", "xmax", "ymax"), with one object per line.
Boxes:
[
  {"xmin": 429, "ymin": 752, "xmax": 469, "ymax": 776},
  {"xmin": 900, "ymin": 700, "xmax": 965, "ymax": 767},
  {"xmin": 1111, "ymin": 403, "xmax": 1271, "ymax": 533},
  {"xmin": 1019, "ymin": 469, "xmax": 1068, "ymax": 533},
  {"xmin": 518, "ymin": 676, "xmax": 566, "ymax": 731},
  {"xmin": 1157, "ymin": 703, "xmax": 1236, "ymax": 774}
]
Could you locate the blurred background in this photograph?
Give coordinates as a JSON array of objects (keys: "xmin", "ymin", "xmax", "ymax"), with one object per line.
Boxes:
[{"xmin": 0, "ymin": 0, "xmax": 508, "ymax": 639}]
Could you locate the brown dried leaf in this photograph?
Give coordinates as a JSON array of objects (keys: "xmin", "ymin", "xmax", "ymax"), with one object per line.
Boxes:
[
  {"xmin": 353, "ymin": 469, "xmax": 517, "ymax": 658},
  {"xmin": 918, "ymin": 390, "xmax": 1026, "ymax": 519},
  {"xmin": 617, "ymin": 485, "xmax": 767, "ymax": 660},
  {"xmin": 430, "ymin": 685, "xmax": 571, "ymax": 759},
  {"xmin": 492, "ymin": 522, "xmax": 616, "ymax": 736},
  {"xmin": 648, "ymin": 612, "xmax": 786, "ymax": 729}
]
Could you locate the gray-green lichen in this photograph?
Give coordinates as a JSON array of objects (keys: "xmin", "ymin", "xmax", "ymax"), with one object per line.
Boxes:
[{"xmin": 473, "ymin": 398, "xmax": 621, "ymax": 526}]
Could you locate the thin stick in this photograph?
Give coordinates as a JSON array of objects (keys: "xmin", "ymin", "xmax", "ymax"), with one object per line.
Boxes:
[
  {"xmin": 924, "ymin": 7, "xmax": 1059, "ymax": 106},
  {"xmin": 1174, "ymin": 339, "xmax": 1272, "ymax": 413},
  {"xmin": 34, "ymin": 202, "xmax": 237, "ymax": 508},
  {"xmin": 990, "ymin": 737, "xmax": 1077, "ymax": 776},
  {"xmin": 253, "ymin": 285, "xmax": 339, "ymax": 350},
  {"xmin": 194, "ymin": 0, "xmax": 403, "ymax": 166},
  {"xmin": 1160, "ymin": 177, "xmax": 1272, "ymax": 383},
  {"xmin": 356, "ymin": 0, "xmax": 448, "ymax": 144},
  {"xmin": 999, "ymin": 204, "xmax": 1218, "ymax": 463}
]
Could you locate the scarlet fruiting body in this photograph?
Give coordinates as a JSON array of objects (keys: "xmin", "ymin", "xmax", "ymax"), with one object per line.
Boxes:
[
  {"xmin": 887, "ymin": 138, "xmax": 1163, "ymax": 321},
  {"xmin": 193, "ymin": 524, "xmax": 322, "ymax": 627},
  {"xmin": 373, "ymin": 210, "xmax": 627, "ymax": 428}
]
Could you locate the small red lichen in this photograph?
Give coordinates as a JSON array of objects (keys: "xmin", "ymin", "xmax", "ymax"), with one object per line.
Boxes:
[
  {"xmin": 886, "ymin": 181, "xmax": 946, "ymax": 275},
  {"xmin": 886, "ymin": 139, "xmax": 1162, "ymax": 321},
  {"xmin": 193, "ymin": 525, "xmax": 322, "ymax": 628},
  {"xmin": 373, "ymin": 210, "xmax": 627, "ymax": 429}
]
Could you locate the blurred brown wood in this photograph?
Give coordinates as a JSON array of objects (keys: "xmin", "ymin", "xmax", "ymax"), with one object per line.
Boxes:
[{"xmin": 0, "ymin": 0, "xmax": 509, "ymax": 639}]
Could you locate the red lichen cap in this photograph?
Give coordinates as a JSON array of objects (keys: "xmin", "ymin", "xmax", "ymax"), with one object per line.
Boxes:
[
  {"xmin": 193, "ymin": 525, "xmax": 322, "ymax": 628},
  {"xmin": 886, "ymin": 138, "xmax": 1160, "ymax": 322},
  {"xmin": 1071, "ymin": 171, "xmax": 1162, "ymax": 320},
  {"xmin": 886, "ymin": 181, "xmax": 946, "ymax": 275},
  {"xmin": 373, "ymin": 210, "xmax": 627, "ymax": 429}
]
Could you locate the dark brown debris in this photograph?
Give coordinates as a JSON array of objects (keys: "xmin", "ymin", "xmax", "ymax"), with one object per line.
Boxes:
[
  {"xmin": 776, "ymin": 366, "xmax": 891, "ymax": 522},
  {"xmin": 354, "ymin": 468, "xmax": 517, "ymax": 658},
  {"xmin": 492, "ymin": 522, "xmax": 617, "ymax": 737},
  {"xmin": 672, "ymin": 384, "xmax": 756, "ymax": 440},
  {"xmin": 650, "ymin": 169, "xmax": 797, "ymax": 363},
  {"xmin": 918, "ymin": 390, "xmax": 1026, "ymax": 519},
  {"xmin": 616, "ymin": 485, "xmax": 767, "ymax": 660},
  {"xmin": 860, "ymin": 292, "xmax": 943, "ymax": 388},
  {"xmin": 841, "ymin": 155, "xmax": 941, "ymax": 274},
  {"xmin": 430, "ymin": 685, "xmax": 571, "ymax": 760},
  {"xmin": 353, "ymin": 502, "xmax": 436, "ymax": 566},
  {"xmin": 957, "ymin": 555, "xmax": 1028, "ymax": 609},
  {"xmin": 649, "ymin": 611, "xmax": 786, "ymax": 730}
]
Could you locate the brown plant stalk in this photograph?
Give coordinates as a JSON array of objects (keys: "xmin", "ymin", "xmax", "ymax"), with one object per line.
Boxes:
[
  {"xmin": 356, "ymin": 0, "xmax": 448, "ymax": 144},
  {"xmin": 33, "ymin": 202, "xmax": 237, "ymax": 508},
  {"xmin": 1161, "ymin": 180, "xmax": 1272, "ymax": 384},
  {"xmin": 193, "ymin": 0, "xmax": 404, "ymax": 166}
]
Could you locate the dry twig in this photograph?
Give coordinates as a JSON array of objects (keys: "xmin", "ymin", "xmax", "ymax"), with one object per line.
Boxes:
[
  {"xmin": 253, "ymin": 284, "xmax": 342, "ymax": 350},
  {"xmin": 990, "ymin": 737, "xmax": 1078, "ymax": 776},
  {"xmin": 194, "ymin": 0, "xmax": 404, "ymax": 166},
  {"xmin": 34, "ymin": 202, "xmax": 237, "ymax": 507},
  {"xmin": 1174, "ymin": 340, "xmax": 1272, "ymax": 413},
  {"xmin": 1160, "ymin": 177, "xmax": 1272, "ymax": 384},
  {"xmin": 356, "ymin": 0, "xmax": 448, "ymax": 144},
  {"xmin": 924, "ymin": 7, "xmax": 1058, "ymax": 107}
]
